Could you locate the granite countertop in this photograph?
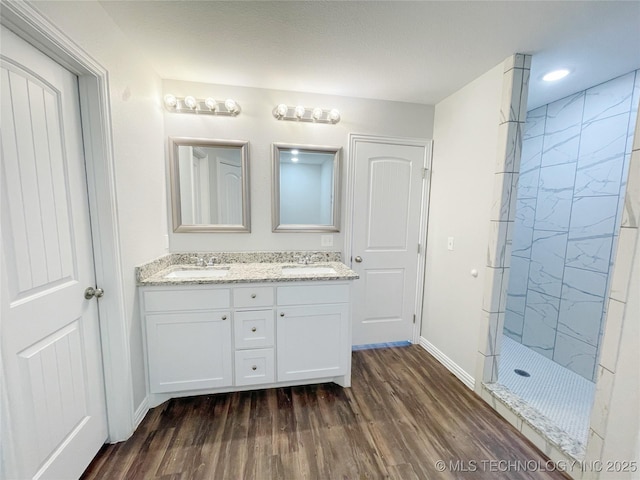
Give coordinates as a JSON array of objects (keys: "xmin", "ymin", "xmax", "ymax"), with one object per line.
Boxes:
[{"xmin": 136, "ymin": 251, "xmax": 359, "ymax": 286}]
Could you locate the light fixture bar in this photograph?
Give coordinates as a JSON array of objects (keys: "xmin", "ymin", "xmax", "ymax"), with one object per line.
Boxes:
[
  {"xmin": 163, "ymin": 94, "xmax": 240, "ymax": 116},
  {"xmin": 273, "ymin": 104, "xmax": 340, "ymax": 124}
]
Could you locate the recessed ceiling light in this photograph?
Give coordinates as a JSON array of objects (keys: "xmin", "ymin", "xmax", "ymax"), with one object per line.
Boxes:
[
  {"xmin": 291, "ymin": 149, "xmax": 299, "ymax": 155},
  {"xmin": 543, "ymin": 69, "xmax": 570, "ymax": 82},
  {"xmin": 291, "ymin": 157, "xmax": 299, "ymax": 163}
]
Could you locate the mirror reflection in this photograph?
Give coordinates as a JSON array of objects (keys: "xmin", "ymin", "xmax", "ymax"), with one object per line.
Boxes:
[
  {"xmin": 169, "ymin": 138, "xmax": 250, "ymax": 232},
  {"xmin": 272, "ymin": 143, "xmax": 341, "ymax": 232}
]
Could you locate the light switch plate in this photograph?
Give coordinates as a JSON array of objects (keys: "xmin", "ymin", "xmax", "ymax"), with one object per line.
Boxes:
[{"xmin": 447, "ymin": 237, "xmax": 454, "ymax": 251}]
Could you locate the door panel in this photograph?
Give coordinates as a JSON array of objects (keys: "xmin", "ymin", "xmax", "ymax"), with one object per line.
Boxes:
[
  {"xmin": 351, "ymin": 140, "xmax": 427, "ymax": 345},
  {"xmin": 217, "ymin": 161, "xmax": 242, "ymax": 224},
  {"xmin": 1, "ymin": 26, "xmax": 107, "ymax": 479},
  {"xmin": 367, "ymin": 158, "xmax": 412, "ymax": 249}
]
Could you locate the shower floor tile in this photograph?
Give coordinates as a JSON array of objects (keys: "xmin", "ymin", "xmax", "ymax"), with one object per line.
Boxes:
[{"xmin": 498, "ymin": 335, "xmax": 595, "ymax": 444}]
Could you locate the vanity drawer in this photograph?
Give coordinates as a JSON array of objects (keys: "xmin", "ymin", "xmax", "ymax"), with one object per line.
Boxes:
[
  {"xmin": 143, "ymin": 288, "xmax": 230, "ymax": 312},
  {"xmin": 233, "ymin": 286, "xmax": 274, "ymax": 308},
  {"xmin": 234, "ymin": 348, "xmax": 275, "ymax": 386},
  {"xmin": 234, "ymin": 310, "xmax": 274, "ymax": 349},
  {"xmin": 277, "ymin": 284, "xmax": 349, "ymax": 306}
]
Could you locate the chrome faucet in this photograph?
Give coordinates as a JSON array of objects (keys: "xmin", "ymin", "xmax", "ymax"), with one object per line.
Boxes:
[
  {"xmin": 191, "ymin": 256, "xmax": 205, "ymax": 267},
  {"xmin": 297, "ymin": 254, "xmax": 319, "ymax": 265},
  {"xmin": 206, "ymin": 256, "xmax": 218, "ymax": 267},
  {"xmin": 297, "ymin": 255, "xmax": 312, "ymax": 265}
]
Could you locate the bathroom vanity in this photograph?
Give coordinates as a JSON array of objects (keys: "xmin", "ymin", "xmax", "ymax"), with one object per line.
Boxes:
[{"xmin": 136, "ymin": 252, "xmax": 358, "ymax": 406}]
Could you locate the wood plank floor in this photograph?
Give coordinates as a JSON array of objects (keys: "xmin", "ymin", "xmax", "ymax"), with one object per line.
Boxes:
[{"xmin": 82, "ymin": 346, "xmax": 569, "ymax": 479}]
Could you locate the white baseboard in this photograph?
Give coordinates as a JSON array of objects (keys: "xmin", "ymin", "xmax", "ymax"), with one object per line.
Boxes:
[
  {"xmin": 133, "ymin": 396, "xmax": 149, "ymax": 430},
  {"xmin": 419, "ymin": 336, "xmax": 475, "ymax": 390}
]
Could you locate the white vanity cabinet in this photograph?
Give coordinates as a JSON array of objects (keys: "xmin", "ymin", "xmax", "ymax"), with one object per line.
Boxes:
[
  {"xmin": 142, "ymin": 288, "xmax": 233, "ymax": 393},
  {"xmin": 276, "ymin": 284, "xmax": 350, "ymax": 382},
  {"xmin": 140, "ymin": 280, "xmax": 351, "ymax": 402}
]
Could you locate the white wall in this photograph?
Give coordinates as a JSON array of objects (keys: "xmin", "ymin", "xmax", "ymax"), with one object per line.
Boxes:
[
  {"xmin": 163, "ymin": 79, "xmax": 434, "ymax": 253},
  {"xmin": 32, "ymin": 1, "xmax": 167, "ymax": 412},
  {"xmin": 600, "ymin": 232, "xmax": 639, "ymax": 475},
  {"xmin": 421, "ymin": 62, "xmax": 504, "ymax": 377}
]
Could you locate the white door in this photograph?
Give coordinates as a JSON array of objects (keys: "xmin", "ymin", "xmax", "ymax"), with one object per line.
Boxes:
[
  {"xmin": 217, "ymin": 160, "xmax": 242, "ymax": 224},
  {"xmin": 0, "ymin": 27, "xmax": 108, "ymax": 479},
  {"xmin": 350, "ymin": 138, "xmax": 429, "ymax": 345}
]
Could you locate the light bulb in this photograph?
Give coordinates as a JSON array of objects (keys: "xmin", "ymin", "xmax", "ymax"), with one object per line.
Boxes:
[
  {"xmin": 184, "ymin": 95, "xmax": 197, "ymax": 109},
  {"xmin": 328, "ymin": 109, "xmax": 340, "ymax": 123},
  {"xmin": 164, "ymin": 94, "xmax": 177, "ymax": 108},
  {"xmin": 275, "ymin": 103, "xmax": 288, "ymax": 118},
  {"xmin": 225, "ymin": 98, "xmax": 238, "ymax": 113},
  {"xmin": 294, "ymin": 105, "xmax": 306, "ymax": 119},
  {"xmin": 312, "ymin": 107, "xmax": 323, "ymax": 121},
  {"xmin": 205, "ymin": 97, "xmax": 217, "ymax": 110},
  {"xmin": 542, "ymin": 69, "xmax": 570, "ymax": 82},
  {"xmin": 291, "ymin": 149, "xmax": 299, "ymax": 155}
]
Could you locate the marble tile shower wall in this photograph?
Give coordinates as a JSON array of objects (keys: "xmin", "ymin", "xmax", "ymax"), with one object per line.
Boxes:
[{"xmin": 504, "ymin": 70, "xmax": 640, "ymax": 382}]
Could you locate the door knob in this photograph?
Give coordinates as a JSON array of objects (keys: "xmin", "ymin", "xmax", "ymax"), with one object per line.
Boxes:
[
  {"xmin": 354, "ymin": 256, "xmax": 363, "ymax": 263},
  {"xmin": 84, "ymin": 286, "xmax": 104, "ymax": 300}
]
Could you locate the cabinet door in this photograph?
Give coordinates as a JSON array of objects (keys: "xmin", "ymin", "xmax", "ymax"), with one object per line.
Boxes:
[
  {"xmin": 276, "ymin": 304, "xmax": 349, "ymax": 382},
  {"xmin": 146, "ymin": 311, "xmax": 232, "ymax": 393}
]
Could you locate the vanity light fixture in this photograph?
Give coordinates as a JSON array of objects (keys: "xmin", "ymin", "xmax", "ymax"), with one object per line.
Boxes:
[
  {"xmin": 312, "ymin": 107, "xmax": 323, "ymax": 121},
  {"xmin": 272, "ymin": 104, "xmax": 341, "ymax": 124},
  {"xmin": 163, "ymin": 94, "xmax": 241, "ymax": 116},
  {"xmin": 204, "ymin": 97, "xmax": 217, "ymax": 110},
  {"xmin": 542, "ymin": 69, "xmax": 570, "ymax": 82},
  {"xmin": 184, "ymin": 95, "xmax": 197, "ymax": 109}
]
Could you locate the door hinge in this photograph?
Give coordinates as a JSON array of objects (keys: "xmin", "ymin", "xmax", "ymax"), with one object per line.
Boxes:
[
  {"xmin": 413, "ymin": 314, "xmax": 416, "ymax": 324},
  {"xmin": 422, "ymin": 168, "xmax": 428, "ymax": 179},
  {"xmin": 417, "ymin": 243, "xmax": 421, "ymax": 254}
]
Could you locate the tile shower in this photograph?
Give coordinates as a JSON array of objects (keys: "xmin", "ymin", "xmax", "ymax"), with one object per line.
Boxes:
[{"xmin": 499, "ymin": 70, "xmax": 639, "ymax": 443}]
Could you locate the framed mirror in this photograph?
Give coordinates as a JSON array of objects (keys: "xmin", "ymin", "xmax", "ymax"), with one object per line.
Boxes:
[
  {"xmin": 169, "ymin": 137, "xmax": 250, "ymax": 232},
  {"xmin": 272, "ymin": 143, "xmax": 341, "ymax": 232}
]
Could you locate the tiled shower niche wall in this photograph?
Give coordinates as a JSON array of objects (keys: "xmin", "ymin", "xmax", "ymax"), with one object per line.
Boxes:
[{"xmin": 504, "ymin": 70, "xmax": 640, "ymax": 381}]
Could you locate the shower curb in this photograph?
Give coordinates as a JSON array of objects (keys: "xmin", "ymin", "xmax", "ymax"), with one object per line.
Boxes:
[{"xmin": 481, "ymin": 382, "xmax": 590, "ymax": 480}]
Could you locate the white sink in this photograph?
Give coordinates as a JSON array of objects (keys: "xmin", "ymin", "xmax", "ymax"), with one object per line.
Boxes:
[
  {"xmin": 164, "ymin": 268, "xmax": 229, "ymax": 279},
  {"xmin": 281, "ymin": 266, "xmax": 337, "ymax": 275}
]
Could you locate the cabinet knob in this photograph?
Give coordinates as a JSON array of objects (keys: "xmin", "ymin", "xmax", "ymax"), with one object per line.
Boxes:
[
  {"xmin": 251, "ymin": 365, "xmax": 257, "ymax": 371},
  {"xmin": 280, "ymin": 312, "xmax": 285, "ymax": 317},
  {"xmin": 251, "ymin": 293, "xmax": 257, "ymax": 299},
  {"xmin": 222, "ymin": 315, "xmax": 227, "ymax": 320},
  {"xmin": 251, "ymin": 327, "xmax": 257, "ymax": 332}
]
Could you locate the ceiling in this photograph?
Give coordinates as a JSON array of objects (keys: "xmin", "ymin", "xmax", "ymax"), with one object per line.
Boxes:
[{"xmin": 99, "ymin": 1, "xmax": 640, "ymax": 110}]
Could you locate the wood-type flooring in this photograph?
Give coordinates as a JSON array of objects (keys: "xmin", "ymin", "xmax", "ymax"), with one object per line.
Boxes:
[{"xmin": 82, "ymin": 345, "xmax": 570, "ymax": 479}]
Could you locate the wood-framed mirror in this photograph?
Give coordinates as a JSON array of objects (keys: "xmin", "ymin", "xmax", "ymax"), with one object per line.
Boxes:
[
  {"xmin": 169, "ymin": 137, "xmax": 250, "ymax": 232},
  {"xmin": 272, "ymin": 143, "xmax": 341, "ymax": 232}
]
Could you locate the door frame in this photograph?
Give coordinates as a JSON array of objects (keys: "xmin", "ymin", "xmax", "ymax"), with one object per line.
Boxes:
[
  {"xmin": 1, "ymin": 2, "xmax": 134, "ymax": 442},
  {"xmin": 345, "ymin": 134, "xmax": 433, "ymax": 344}
]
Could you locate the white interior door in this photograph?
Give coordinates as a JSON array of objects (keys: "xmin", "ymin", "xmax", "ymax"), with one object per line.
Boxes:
[
  {"xmin": 0, "ymin": 27, "xmax": 107, "ymax": 479},
  {"xmin": 217, "ymin": 160, "xmax": 242, "ymax": 224},
  {"xmin": 350, "ymin": 139, "xmax": 428, "ymax": 345}
]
